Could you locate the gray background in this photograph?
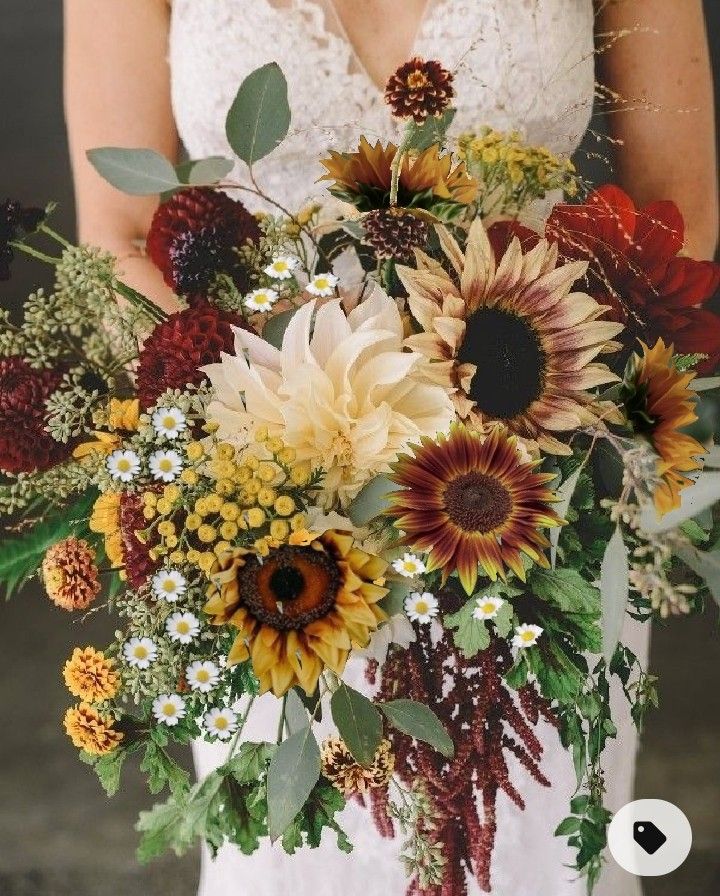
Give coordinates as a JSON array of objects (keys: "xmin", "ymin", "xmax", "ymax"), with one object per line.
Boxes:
[{"xmin": 1, "ymin": 3, "xmax": 719, "ymax": 895}]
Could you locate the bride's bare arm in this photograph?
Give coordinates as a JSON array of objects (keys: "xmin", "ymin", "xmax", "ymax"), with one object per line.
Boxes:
[
  {"xmin": 597, "ymin": 0, "xmax": 718, "ymax": 260},
  {"xmin": 64, "ymin": 0, "xmax": 181, "ymax": 312}
]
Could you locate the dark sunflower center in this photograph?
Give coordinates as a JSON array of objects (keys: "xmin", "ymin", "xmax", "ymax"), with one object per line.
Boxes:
[
  {"xmin": 268, "ymin": 565, "xmax": 305, "ymax": 602},
  {"xmin": 457, "ymin": 307, "xmax": 547, "ymax": 420},
  {"xmin": 444, "ymin": 471, "xmax": 513, "ymax": 533},
  {"xmin": 238, "ymin": 545, "xmax": 341, "ymax": 631}
]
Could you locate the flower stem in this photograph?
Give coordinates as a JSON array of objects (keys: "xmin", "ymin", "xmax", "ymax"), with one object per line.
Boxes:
[
  {"xmin": 10, "ymin": 241, "xmax": 59, "ymax": 266},
  {"xmin": 276, "ymin": 694, "xmax": 288, "ymax": 743}
]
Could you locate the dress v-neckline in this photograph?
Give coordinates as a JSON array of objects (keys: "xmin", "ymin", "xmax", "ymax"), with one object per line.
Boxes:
[{"xmin": 323, "ymin": 0, "xmax": 436, "ymax": 94}]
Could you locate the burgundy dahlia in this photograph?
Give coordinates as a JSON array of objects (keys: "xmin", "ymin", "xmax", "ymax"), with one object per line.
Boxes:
[
  {"xmin": 0, "ymin": 199, "xmax": 44, "ymax": 281},
  {"xmin": 146, "ymin": 187, "xmax": 261, "ymax": 294},
  {"xmin": 384, "ymin": 58, "xmax": 455, "ymax": 124},
  {"xmin": 0, "ymin": 357, "xmax": 69, "ymax": 474},
  {"xmin": 135, "ymin": 298, "xmax": 252, "ymax": 408}
]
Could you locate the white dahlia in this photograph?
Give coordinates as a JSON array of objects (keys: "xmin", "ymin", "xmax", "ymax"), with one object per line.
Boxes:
[{"xmin": 203, "ymin": 289, "xmax": 454, "ymax": 506}]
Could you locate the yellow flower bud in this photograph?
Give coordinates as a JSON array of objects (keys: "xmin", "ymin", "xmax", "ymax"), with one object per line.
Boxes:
[
  {"xmin": 274, "ymin": 495, "xmax": 296, "ymax": 517},
  {"xmin": 169, "ymin": 550, "xmax": 185, "ymax": 564},
  {"xmin": 142, "ymin": 506, "xmax": 156, "ymax": 521},
  {"xmin": 186, "ymin": 549, "xmax": 201, "ymax": 564},
  {"xmin": 290, "ymin": 462, "xmax": 312, "ymax": 486},
  {"xmin": 257, "ymin": 462, "xmax": 277, "ymax": 483},
  {"xmin": 181, "ymin": 468, "xmax": 199, "ymax": 486},
  {"xmin": 257, "ymin": 487, "xmax": 277, "ymax": 507},
  {"xmin": 254, "ymin": 538, "xmax": 270, "ymax": 557},
  {"xmin": 165, "ymin": 535, "xmax": 178, "ymax": 549},
  {"xmin": 244, "ymin": 477, "xmax": 261, "ymax": 496},
  {"xmin": 277, "ymin": 447, "xmax": 297, "ymax": 465},
  {"xmin": 266, "ymin": 437, "xmax": 284, "ymax": 453},
  {"xmin": 214, "ymin": 540, "xmax": 232, "ymax": 557},
  {"xmin": 197, "ymin": 524, "xmax": 217, "ymax": 544},
  {"xmin": 220, "ymin": 502, "xmax": 240, "ymax": 521},
  {"xmin": 157, "ymin": 521, "xmax": 176, "ymax": 538},
  {"xmin": 216, "ymin": 443, "xmax": 236, "ymax": 461},
  {"xmin": 234, "ymin": 466, "xmax": 252, "ymax": 485},
  {"xmin": 254, "ymin": 426, "xmax": 269, "ymax": 442},
  {"xmin": 245, "ymin": 454, "xmax": 260, "ymax": 471},
  {"xmin": 245, "ymin": 507, "xmax": 266, "ymax": 529},
  {"xmin": 220, "ymin": 520, "xmax": 239, "ymax": 540},
  {"xmin": 215, "ymin": 478, "xmax": 235, "ymax": 497},
  {"xmin": 269, "ymin": 519, "xmax": 290, "ymax": 541},
  {"xmin": 163, "ymin": 484, "xmax": 181, "ymax": 503},
  {"xmin": 205, "ymin": 493, "xmax": 223, "ymax": 514},
  {"xmin": 194, "ymin": 497, "xmax": 209, "ymax": 517},
  {"xmin": 186, "ymin": 442, "xmax": 204, "ymax": 462},
  {"xmin": 143, "ymin": 491, "xmax": 158, "ymax": 507},
  {"xmin": 290, "ymin": 512, "xmax": 307, "ymax": 532},
  {"xmin": 156, "ymin": 498, "xmax": 173, "ymax": 515},
  {"xmin": 185, "ymin": 513, "xmax": 202, "ymax": 531},
  {"xmin": 198, "ymin": 551, "xmax": 216, "ymax": 573}
]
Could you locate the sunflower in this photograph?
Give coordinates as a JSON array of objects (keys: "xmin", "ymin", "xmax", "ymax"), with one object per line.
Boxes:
[
  {"xmin": 387, "ymin": 425, "xmax": 562, "ymax": 594},
  {"xmin": 204, "ymin": 530, "xmax": 388, "ymax": 696},
  {"xmin": 398, "ymin": 217, "xmax": 625, "ymax": 454},
  {"xmin": 623, "ymin": 339, "xmax": 704, "ymax": 516},
  {"xmin": 319, "ymin": 137, "xmax": 477, "ymax": 214}
]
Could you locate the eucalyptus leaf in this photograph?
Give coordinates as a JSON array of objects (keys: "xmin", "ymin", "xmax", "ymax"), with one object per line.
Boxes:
[
  {"xmin": 600, "ymin": 526, "xmax": 629, "ymax": 662},
  {"xmin": 404, "ymin": 109, "xmax": 456, "ymax": 153},
  {"xmin": 693, "ymin": 377, "xmax": 720, "ymax": 391},
  {"xmin": 550, "ymin": 465, "xmax": 583, "ymax": 568},
  {"xmin": 226, "ymin": 63, "xmax": 291, "ymax": 167},
  {"xmin": 379, "ymin": 700, "xmax": 454, "ymax": 758},
  {"xmin": 87, "ymin": 148, "xmax": 181, "ymax": 195},
  {"xmin": 348, "ymin": 475, "xmax": 394, "ymax": 526},
  {"xmin": 266, "ymin": 726, "xmax": 320, "ymax": 841},
  {"xmin": 262, "ymin": 308, "xmax": 295, "ymax": 349},
  {"xmin": 330, "ymin": 683, "xmax": 383, "ymax": 767},
  {"xmin": 639, "ymin": 471, "xmax": 720, "ymax": 534},
  {"xmin": 189, "ymin": 156, "xmax": 235, "ymax": 185},
  {"xmin": 284, "ymin": 689, "xmax": 310, "ymax": 735},
  {"xmin": 676, "ymin": 543, "xmax": 720, "ymax": 608}
]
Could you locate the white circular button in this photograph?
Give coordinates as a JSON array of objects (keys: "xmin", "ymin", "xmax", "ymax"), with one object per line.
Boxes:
[{"xmin": 608, "ymin": 799, "xmax": 692, "ymax": 876}]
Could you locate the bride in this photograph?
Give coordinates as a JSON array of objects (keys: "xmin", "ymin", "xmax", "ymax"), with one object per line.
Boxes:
[{"xmin": 64, "ymin": 2, "xmax": 717, "ymax": 894}]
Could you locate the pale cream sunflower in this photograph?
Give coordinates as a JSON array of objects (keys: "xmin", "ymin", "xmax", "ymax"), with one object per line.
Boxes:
[{"xmin": 398, "ymin": 217, "xmax": 624, "ymax": 453}]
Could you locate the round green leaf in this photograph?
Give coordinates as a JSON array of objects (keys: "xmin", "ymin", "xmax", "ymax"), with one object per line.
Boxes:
[
  {"xmin": 86, "ymin": 148, "xmax": 181, "ymax": 195},
  {"xmin": 189, "ymin": 156, "xmax": 235, "ymax": 185},
  {"xmin": 380, "ymin": 699, "xmax": 454, "ymax": 758},
  {"xmin": 226, "ymin": 63, "xmax": 291, "ymax": 167},
  {"xmin": 330, "ymin": 684, "xmax": 383, "ymax": 767}
]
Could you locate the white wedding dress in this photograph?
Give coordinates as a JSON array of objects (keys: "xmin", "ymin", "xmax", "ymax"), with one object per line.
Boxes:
[{"xmin": 169, "ymin": 2, "xmax": 648, "ymax": 894}]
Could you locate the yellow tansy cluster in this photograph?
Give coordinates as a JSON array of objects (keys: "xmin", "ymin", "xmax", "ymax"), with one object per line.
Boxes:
[
  {"xmin": 63, "ymin": 646, "xmax": 120, "ymax": 702},
  {"xmin": 141, "ymin": 432, "xmax": 316, "ymax": 576},
  {"xmin": 457, "ymin": 127, "xmax": 578, "ymax": 215}
]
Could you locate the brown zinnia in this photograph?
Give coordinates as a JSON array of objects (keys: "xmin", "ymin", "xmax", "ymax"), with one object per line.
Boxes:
[
  {"xmin": 388, "ymin": 425, "xmax": 562, "ymax": 594},
  {"xmin": 384, "ymin": 57, "xmax": 454, "ymax": 123},
  {"xmin": 42, "ymin": 538, "xmax": 101, "ymax": 611},
  {"xmin": 322, "ymin": 736, "xmax": 395, "ymax": 796}
]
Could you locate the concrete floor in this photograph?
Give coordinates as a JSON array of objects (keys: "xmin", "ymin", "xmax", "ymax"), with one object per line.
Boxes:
[{"xmin": 1, "ymin": 2, "xmax": 720, "ymax": 894}]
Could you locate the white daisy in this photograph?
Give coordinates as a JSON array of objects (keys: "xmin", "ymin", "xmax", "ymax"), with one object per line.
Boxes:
[
  {"xmin": 107, "ymin": 449, "xmax": 140, "ymax": 483},
  {"xmin": 186, "ymin": 660, "xmax": 220, "ymax": 693},
  {"xmin": 264, "ymin": 255, "xmax": 298, "ymax": 280},
  {"xmin": 166, "ymin": 611, "xmax": 200, "ymax": 644},
  {"xmin": 151, "ymin": 406, "xmax": 187, "ymax": 440},
  {"xmin": 244, "ymin": 288, "xmax": 279, "ymax": 312},
  {"xmin": 123, "ymin": 636, "xmax": 157, "ymax": 669},
  {"xmin": 405, "ymin": 591, "xmax": 439, "ymax": 624},
  {"xmin": 306, "ymin": 272, "xmax": 339, "ymax": 297},
  {"xmin": 204, "ymin": 707, "xmax": 238, "ymax": 741},
  {"xmin": 152, "ymin": 693, "xmax": 186, "ymax": 727},
  {"xmin": 473, "ymin": 595, "xmax": 506, "ymax": 621},
  {"xmin": 512, "ymin": 624, "xmax": 544, "ymax": 649},
  {"xmin": 149, "ymin": 449, "xmax": 183, "ymax": 482},
  {"xmin": 151, "ymin": 568, "xmax": 187, "ymax": 603},
  {"xmin": 392, "ymin": 553, "xmax": 427, "ymax": 578}
]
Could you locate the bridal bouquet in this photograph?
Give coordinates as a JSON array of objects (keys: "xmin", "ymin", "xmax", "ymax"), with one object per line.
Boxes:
[{"xmin": 3, "ymin": 58, "xmax": 720, "ymax": 894}]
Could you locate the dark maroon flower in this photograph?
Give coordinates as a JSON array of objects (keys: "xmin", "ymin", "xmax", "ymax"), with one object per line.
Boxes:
[
  {"xmin": 384, "ymin": 57, "xmax": 454, "ymax": 124},
  {"xmin": 135, "ymin": 298, "xmax": 252, "ymax": 409},
  {"xmin": 363, "ymin": 208, "xmax": 429, "ymax": 263},
  {"xmin": 486, "ymin": 220, "xmax": 542, "ymax": 262},
  {"xmin": 0, "ymin": 357, "xmax": 69, "ymax": 474},
  {"xmin": 146, "ymin": 187, "xmax": 261, "ymax": 294},
  {"xmin": 119, "ymin": 492, "xmax": 159, "ymax": 589}
]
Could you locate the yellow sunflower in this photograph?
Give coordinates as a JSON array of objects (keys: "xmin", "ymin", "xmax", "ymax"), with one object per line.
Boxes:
[
  {"xmin": 319, "ymin": 137, "xmax": 477, "ymax": 211},
  {"xmin": 625, "ymin": 339, "xmax": 705, "ymax": 516},
  {"xmin": 388, "ymin": 424, "xmax": 563, "ymax": 594},
  {"xmin": 204, "ymin": 529, "xmax": 388, "ymax": 696},
  {"xmin": 398, "ymin": 217, "xmax": 625, "ymax": 454}
]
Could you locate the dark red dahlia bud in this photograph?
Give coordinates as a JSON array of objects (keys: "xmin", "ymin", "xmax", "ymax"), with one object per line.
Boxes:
[
  {"xmin": 384, "ymin": 58, "xmax": 454, "ymax": 124},
  {"xmin": 146, "ymin": 187, "xmax": 261, "ymax": 295},
  {"xmin": 119, "ymin": 491, "xmax": 160, "ymax": 590},
  {"xmin": 135, "ymin": 298, "xmax": 252, "ymax": 409},
  {"xmin": 0, "ymin": 357, "xmax": 70, "ymax": 475},
  {"xmin": 0, "ymin": 199, "xmax": 45, "ymax": 281},
  {"xmin": 363, "ymin": 208, "xmax": 429, "ymax": 263}
]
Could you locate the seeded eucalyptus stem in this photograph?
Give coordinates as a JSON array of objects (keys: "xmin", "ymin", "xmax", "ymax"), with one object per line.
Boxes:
[{"xmin": 10, "ymin": 240, "xmax": 59, "ymax": 266}]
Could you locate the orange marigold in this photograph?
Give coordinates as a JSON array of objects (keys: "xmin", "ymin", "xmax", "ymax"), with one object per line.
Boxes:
[
  {"xmin": 63, "ymin": 702, "xmax": 123, "ymax": 755},
  {"xmin": 42, "ymin": 537, "xmax": 101, "ymax": 611},
  {"xmin": 63, "ymin": 646, "xmax": 120, "ymax": 702}
]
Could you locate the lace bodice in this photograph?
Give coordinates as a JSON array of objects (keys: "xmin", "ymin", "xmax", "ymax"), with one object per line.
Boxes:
[{"xmin": 170, "ymin": 0, "xmax": 596, "ymax": 212}]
